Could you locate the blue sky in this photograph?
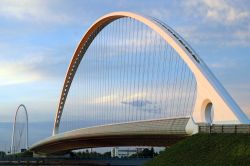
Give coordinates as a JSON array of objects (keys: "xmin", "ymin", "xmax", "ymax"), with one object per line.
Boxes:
[{"xmin": 0, "ymin": 0, "xmax": 250, "ymax": 125}]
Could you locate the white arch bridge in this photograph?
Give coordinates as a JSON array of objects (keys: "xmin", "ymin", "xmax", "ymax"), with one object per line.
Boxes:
[{"xmin": 30, "ymin": 12, "xmax": 250, "ymax": 155}]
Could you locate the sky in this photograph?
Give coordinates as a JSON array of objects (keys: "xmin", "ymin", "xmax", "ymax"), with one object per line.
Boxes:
[{"xmin": 0, "ymin": 0, "xmax": 250, "ymax": 131}]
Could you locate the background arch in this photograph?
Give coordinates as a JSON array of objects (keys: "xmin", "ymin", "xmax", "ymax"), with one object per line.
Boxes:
[{"xmin": 11, "ymin": 104, "xmax": 28, "ymax": 154}]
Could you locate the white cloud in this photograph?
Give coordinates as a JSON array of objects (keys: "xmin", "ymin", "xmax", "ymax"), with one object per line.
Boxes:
[
  {"xmin": 0, "ymin": 62, "xmax": 42, "ymax": 86},
  {"xmin": 232, "ymin": 27, "xmax": 250, "ymax": 46},
  {"xmin": 0, "ymin": 55, "xmax": 44, "ymax": 86},
  {"xmin": 144, "ymin": 8, "xmax": 170, "ymax": 21},
  {"xmin": 0, "ymin": 0, "xmax": 72, "ymax": 24},
  {"xmin": 0, "ymin": 51, "xmax": 65, "ymax": 86},
  {"xmin": 209, "ymin": 58, "xmax": 238, "ymax": 69},
  {"xmin": 183, "ymin": 0, "xmax": 250, "ymax": 24},
  {"xmin": 84, "ymin": 92, "xmax": 147, "ymax": 105},
  {"xmin": 175, "ymin": 23, "xmax": 250, "ymax": 47},
  {"xmin": 90, "ymin": 94, "xmax": 119, "ymax": 105}
]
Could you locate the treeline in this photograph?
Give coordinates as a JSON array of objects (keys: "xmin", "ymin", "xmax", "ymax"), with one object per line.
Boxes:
[
  {"xmin": 71, "ymin": 148, "xmax": 164, "ymax": 158},
  {"xmin": 0, "ymin": 151, "xmax": 6, "ymax": 158},
  {"xmin": 0, "ymin": 148, "xmax": 165, "ymax": 159},
  {"xmin": 71, "ymin": 150, "xmax": 111, "ymax": 158},
  {"xmin": 0, "ymin": 150, "xmax": 33, "ymax": 158},
  {"xmin": 129, "ymin": 147, "xmax": 159, "ymax": 158}
]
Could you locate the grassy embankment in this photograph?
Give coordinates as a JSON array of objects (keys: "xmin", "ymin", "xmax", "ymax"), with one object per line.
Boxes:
[{"xmin": 145, "ymin": 134, "xmax": 250, "ymax": 166}]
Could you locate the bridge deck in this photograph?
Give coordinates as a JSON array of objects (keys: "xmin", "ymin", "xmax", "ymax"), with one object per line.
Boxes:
[{"xmin": 30, "ymin": 117, "xmax": 196, "ymax": 154}]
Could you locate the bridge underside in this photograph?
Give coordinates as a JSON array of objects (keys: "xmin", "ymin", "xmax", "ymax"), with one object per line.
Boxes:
[
  {"xmin": 32, "ymin": 135, "xmax": 186, "ymax": 155},
  {"xmin": 30, "ymin": 117, "xmax": 195, "ymax": 155}
]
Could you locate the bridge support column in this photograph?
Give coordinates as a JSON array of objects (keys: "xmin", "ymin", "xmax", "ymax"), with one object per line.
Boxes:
[{"xmin": 192, "ymin": 79, "xmax": 248, "ymax": 124}]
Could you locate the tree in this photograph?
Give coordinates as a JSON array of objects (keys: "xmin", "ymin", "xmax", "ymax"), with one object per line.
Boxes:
[{"xmin": 0, "ymin": 151, "xmax": 6, "ymax": 158}]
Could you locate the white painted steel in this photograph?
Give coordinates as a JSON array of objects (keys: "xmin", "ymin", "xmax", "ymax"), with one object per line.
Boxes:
[
  {"xmin": 32, "ymin": 117, "xmax": 193, "ymax": 153},
  {"xmin": 11, "ymin": 104, "xmax": 29, "ymax": 154},
  {"xmin": 53, "ymin": 11, "xmax": 250, "ymax": 135}
]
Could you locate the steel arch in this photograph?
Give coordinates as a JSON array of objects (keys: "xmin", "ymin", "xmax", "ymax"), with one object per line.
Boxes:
[
  {"xmin": 53, "ymin": 11, "xmax": 249, "ymax": 135},
  {"xmin": 11, "ymin": 104, "xmax": 29, "ymax": 153}
]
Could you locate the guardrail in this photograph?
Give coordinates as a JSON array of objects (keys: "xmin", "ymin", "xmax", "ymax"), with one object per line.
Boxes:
[{"xmin": 198, "ymin": 124, "xmax": 250, "ymax": 134}]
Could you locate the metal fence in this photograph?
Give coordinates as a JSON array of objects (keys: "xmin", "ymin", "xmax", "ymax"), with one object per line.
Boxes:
[{"xmin": 198, "ymin": 124, "xmax": 250, "ymax": 134}]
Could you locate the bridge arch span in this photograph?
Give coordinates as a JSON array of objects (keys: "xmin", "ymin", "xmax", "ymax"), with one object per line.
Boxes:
[
  {"xmin": 11, "ymin": 104, "xmax": 29, "ymax": 154},
  {"xmin": 53, "ymin": 11, "xmax": 249, "ymax": 135}
]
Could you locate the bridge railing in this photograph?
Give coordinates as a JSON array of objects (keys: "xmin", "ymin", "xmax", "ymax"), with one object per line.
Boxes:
[{"xmin": 198, "ymin": 124, "xmax": 250, "ymax": 134}]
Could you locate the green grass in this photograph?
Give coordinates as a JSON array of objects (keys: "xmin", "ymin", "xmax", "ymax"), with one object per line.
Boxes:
[{"xmin": 144, "ymin": 134, "xmax": 250, "ymax": 166}]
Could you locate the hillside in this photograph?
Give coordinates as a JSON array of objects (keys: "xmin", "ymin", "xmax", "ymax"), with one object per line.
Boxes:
[{"xmin": 145, "ymin": 134, "xmax": 250, "ymax": 166}]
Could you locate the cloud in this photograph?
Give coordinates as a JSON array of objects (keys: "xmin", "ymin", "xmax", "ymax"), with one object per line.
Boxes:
[
  {"xmin": 0, "ymin": 50, "xmax": 66, "ymax": 86},
  {"xmin": 0, "ymin": 57, "xmax": 42, "ymax": 86},
  {"xmin": 121, "ymin": 99, "xmax": 161, "ymax": 113},
  {"xmin": 175, "ymin": 23, "xmax": 250, "ymax": 47},
  {"xmin": 90, "ymin": 94, "xmax": 119, "ymax": 105},
  {"xmin": 210, "ymin": 58, "xmax": 238, "ymax": 69},
  {"xmin": 140, "ymin": 8, "xmax": 170, "ymax": 21},
  {"xmin": 85, "ymin": 92, "xmax": 147, "ymax": 105},
  {"xmin": 0, "ymin": 0, "xmax": 73, "ymax": 25},
  {"xmin": 121, "ymin": 100, "xmax": 152, "ymax": 107},
  {"xmin": 123, "ymin": 92, "xmax": 147, "ymax": 101},
  {"xmin": 231, "ymin": 27, "xmax": 250, "ymax": 46},
  {"xmin": 79, "ymin": 91, "xmax": 162, "ymax": 114},
  {"xmin": 182, "ymin": 0, "xmax": 250, "ymax": 24}
]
